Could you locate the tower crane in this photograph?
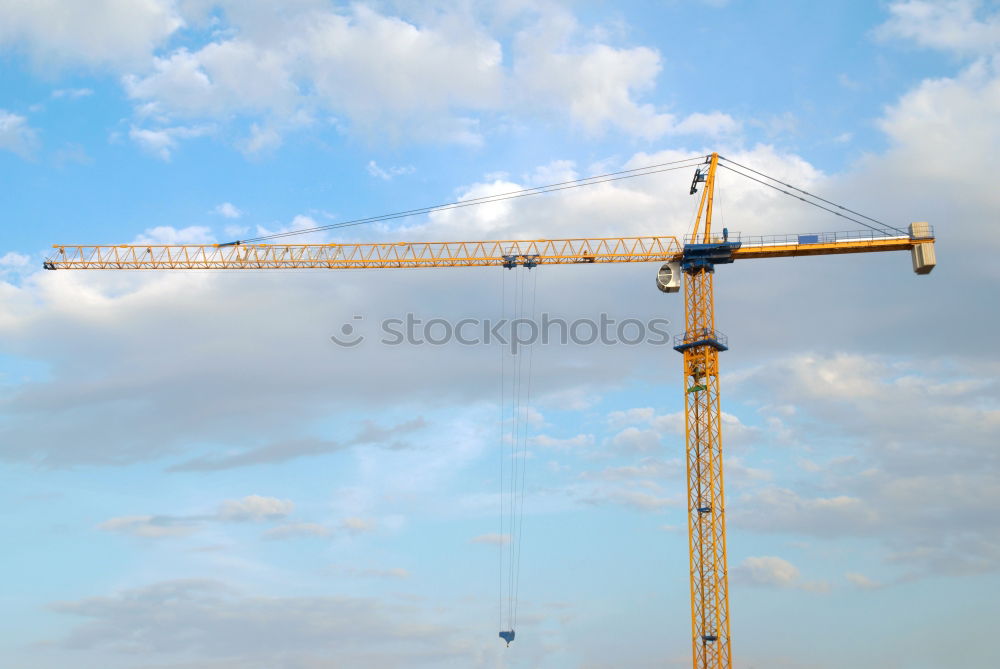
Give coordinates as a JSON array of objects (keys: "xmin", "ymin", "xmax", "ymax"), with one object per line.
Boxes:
[{"xmin": 44, "ymin": 152, "xmax": 936, "ymax": 669}]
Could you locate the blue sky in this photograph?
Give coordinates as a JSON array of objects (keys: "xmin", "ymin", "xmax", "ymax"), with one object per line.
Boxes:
[{"xmin": 1, "ymin": 1, "xmax": 999, "ymax": 668}]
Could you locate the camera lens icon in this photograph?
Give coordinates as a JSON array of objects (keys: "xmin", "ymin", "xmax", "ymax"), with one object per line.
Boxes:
[{"xmin": 330, "ymin": 315, "xmax": 365, "ymax": 347}]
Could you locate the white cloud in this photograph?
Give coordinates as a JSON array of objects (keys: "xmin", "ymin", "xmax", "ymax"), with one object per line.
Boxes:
[
  {"xmin": 0, "ymin": 252, "xmax": 30, "ymax": 267},
  {"xmin": 862, "ymin": 16, "xmax": 1000, "ymax": 269},
  {"xmin": 51, "ymin": 87, "xmax": 93, "ymax": 99},
  {"xmin": 128, "ymin": 124, "xmax": 213, "ymax": 160},
  {"xmin": 510, "ymin": 10, "xmax": 739, "ymax": 140},
  {"xmin": 581, "ymin": 458, "xmax": 680, "ymax": 482},
  {"xmin": 340, "ymin": 517, "xmax": 376, "ymax": 534},
  {"xmin": 733, "ymin": 555, "xmax": 800, "ymax": 587},
  {"xmin": 732, "ymin": 487, "xmax": 880, "ymax": 537},
  {"xmin": 364, "ymin": 567, "xmax": 409, "ymax": 579},
  {"xmin": 301, "ymin": 6, "xmax": 503, "ymax": 120},
  {"xmin": 837, "ymin": 73, "xmax": 861, "ymax": 90},
  {"xmin": 609, "ymin": 426, "xmax": 661, "ymax": 453},
  {"xmin": 674, "ymin": 111, "xmax": 741, "ymax": 136},
  {"xmin": 875, "ymin": 57, "xmax": 1000, "ymax": 224},
  {"xmin": 241, "ymin": 122, "xmax": 283, "ymax": 155},
  {"xmin": 133, "ymin": 224, "xmax": 215, "ymax": 245},
  {"xmin": 83, "ymin": 3, "xmax": 738, "ymax": 154},
  {"xmin": 728, "ymin": 353, "xmax": 1000, "ymax": 577},
  {"xmin": 223, "ymin": 223, "xmax": 249, "ymax": 239},
  {"xmin": 529, "ymin": 433, "xmax": 594, "ymax": 450},
  {"xmin": 214, "ymin": 202, "xmax": 242, "ymax": 219},
  {"xmin": 99, "ymin": 495, "xmax": 301, "ymax": 539},
  {"xmin": 250, "ymin": 213, "xmax": 328, "ymax": 243},
  {"xmin": 98, "ymin": 514, "xmax": 196, "ymax": 538},
  {"xmin": 733, "ymin": 555, "xmax": 828, "ymax": 592},
  {"xmin": 845, "ymin": 572, "xmax": 882, "ymax": 590},
  {"xmin": 471, "ymin": 532, "xmax": 510, "ymax": 545},
  {"xmin": 217, "ymin": 495, "xmax": 294, "ymax": 522},
  {"xmin": 583, "ymin": 487, "xmax": 678, "ymax": 511},
  {"xmin": 366, "ymin": 160, "xmax": 415, "ymax": 181},
  {"xmin": 512, "ymin": 14, "xmax": 673, "ymax": 139},
  {"xmin": 524, "ymin": 406, "xmax": 546, "ymax": 427},
  {"xmin": 263, "ymin": 522, "xmax": 332, "ymax": 540},
  {"xmin": 335, "ymin": 565, "xmax": 411, "ymax": 579},
  {"xmin": 170, "ymin": 418, "xmax": 425, "ymax": 472},
  {"xmin": 0, "ymin": 110, "xmax": 38, "ymax": 157},
  {"xmin": 525, "ymin": 159, "xmax": 578, "ymax": 186},
  {"xmin": 607, "ymin": 407, "xmax": 655, "ymax": 427},
  {"xmin": 877, "ymin": 0, "xmax": 1000, "ymax": 55},
  {"xmin": 404, "ymin": 144, "xmax": 824, "ymax": 243},
  {"xmin": 0, "ymin": 0, "xmax": 182, "ymax": 69},
  {"xmin": 722, "ymin": 457, "xmax": 773, "ymax": 488},
  {"xmin": 47, "ymin": 579, "xmax": 475, "ymax": 666},
  {"xmin": 735, "ymin": 354, "xmax": 1000, "ymax": 454},
  {"xmin": 53, "ymin": 143, "xmax": 92, "ymax": 167},
  {"xmin": 121, "ymin": 4, "xmax": 503, "ymax": 148},
  {"xmin": 124, "ymin": 41, "xmax": 300, "ymax": 118},
  {"xmin": 574, "ymin": 455, "xmax": 684, "ymax": 513}
]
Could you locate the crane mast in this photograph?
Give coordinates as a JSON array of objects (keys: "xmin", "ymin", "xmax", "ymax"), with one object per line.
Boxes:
[
  {"xmin": 678, "ymin": 153, "xmax": 732, "ymax": 667},
  {"xmin": 44, "ymin": 152, "xmax": 936, "ymax": 669}
]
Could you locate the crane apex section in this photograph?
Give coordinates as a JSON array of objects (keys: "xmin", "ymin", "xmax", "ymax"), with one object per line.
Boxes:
[{"xmin": 908, "ymin": 222, "xmax": 936, "ymax": 275}]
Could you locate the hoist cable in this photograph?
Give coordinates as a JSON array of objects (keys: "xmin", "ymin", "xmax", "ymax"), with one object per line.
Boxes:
[
  {"xmin": 717, "ymin": 157, "xmax": 907, "ymax": 235},
  {"xmin": 513, "ymin": 266, "xmax": 538, "ymax": 629},
  {"xmin": 227, "ymin": 156, "xmax": 708, "ymax": 244},
  {"xmin": 506, "ymin": 268, "xmax": 524, "ymax": 630},
  {"xmin": 496, "ymin": 263, "xmax": 539, "ymax": 636},
  {"xmin": 497, "ymin": 267, "xmax": 506, "ymax": 632},
  {"xmin": 717, "ymin": 163, "xmax": 905, "ymax": 236},
  {"xmin": 512, "ymin": 267, "xmax": 529, "ymax": 628}
]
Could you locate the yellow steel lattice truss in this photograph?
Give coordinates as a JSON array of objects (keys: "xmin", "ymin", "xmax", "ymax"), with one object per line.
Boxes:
[
  {"xmin": 682, "ymin": 269, "xmax": 730, "ymax": 668},
  {"xmin": 45, "ymin": 153, "xmax": 936, "ymax": 669},
  {"xmin": 681, "ymin": 154, "xmax": 732, "ymax": 668},
  {"xmin": 45, "ymin": 237, "xmax": 684, "ymax": 270}
]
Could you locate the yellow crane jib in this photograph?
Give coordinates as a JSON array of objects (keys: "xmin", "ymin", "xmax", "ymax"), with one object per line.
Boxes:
[
  {"xmin": 43, "ymin": 237, "xmax": 686, "ymax": 271},
  {"xmin": 42, "ymin": 228, "xmax": 935, "ymax": 273}
]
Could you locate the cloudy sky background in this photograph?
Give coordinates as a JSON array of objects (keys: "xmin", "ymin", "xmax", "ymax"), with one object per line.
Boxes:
[{"xmin": 0, "ymin": 1, "xmax": 998, "ymax": 667}]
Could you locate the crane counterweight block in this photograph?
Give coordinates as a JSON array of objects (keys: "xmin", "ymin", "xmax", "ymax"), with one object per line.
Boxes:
[{"xmin": 908, "ymin": 222, "xmax": 936, "ymax": 275}]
